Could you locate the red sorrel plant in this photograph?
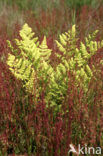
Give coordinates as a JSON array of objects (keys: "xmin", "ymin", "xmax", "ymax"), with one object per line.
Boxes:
[
  {"xmin": 0, "ymin": 36, "xmax": 35, "ymax": 154},
  {"xmin": 66, "ymin": 54, "xmax": 103, "ymax": 150},
  {"xmin": 5, "ymin": 63, "xmax": 103, "ymax": 155}
]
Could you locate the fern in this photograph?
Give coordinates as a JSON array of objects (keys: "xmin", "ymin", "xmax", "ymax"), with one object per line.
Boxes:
[
  {"xmin": 39, "ymin": 36, "xmax": 52, "ymax": 62},
  {"xmin": 6, "ymin": 23, "xmax": 103, "ymax": 111},
  {"xmin": 7, "ymin": 23, "xmax": 55, "ymax": 108},
  {"xmin": 55, "ymin": 25, "xmax": 103, "ymax": 91},
  {"xmin": 7, "ymin": 53, "xmax": 35, "ymax": 92}
]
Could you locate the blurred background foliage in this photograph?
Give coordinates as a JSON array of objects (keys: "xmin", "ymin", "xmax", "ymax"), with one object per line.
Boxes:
[
  {"xmin": 0, "ymin": 0, "xmax": 103, "ymax": 42},
  {"xmin": 0, "ymin": 0, "xmax": 102, "ymax": 11}
]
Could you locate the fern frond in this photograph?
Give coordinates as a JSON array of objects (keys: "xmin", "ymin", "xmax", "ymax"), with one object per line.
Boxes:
[
  {"xmin": 80, "ymin": 42, "xmax": 90, "ymax": 59},
  {"xmin": 7, "ymin": 52, "xmax": 35, "ymax": 92},
  {"xmin": 20, "ymin": 23, "xmax": 36, "ymax": 40},
  {"xmin": 39, "ymin": 36, "xmax": 52, "ymax": 62},
  {"xmin": 71, "ymin": 24, "xmax": 76, "ymax": 38},
  {"xmin": 55, "ymin": 40, "xmax": 66, "ymax": 53},
  {"xmin": 59, "ymin": 34, "xmax": 67, "ymax": 46}
]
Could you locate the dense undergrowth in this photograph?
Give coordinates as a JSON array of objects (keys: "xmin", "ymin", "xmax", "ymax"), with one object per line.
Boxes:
[{"xmin": 0, "ymin": 0, "xmax": 103, "ymax": 155}]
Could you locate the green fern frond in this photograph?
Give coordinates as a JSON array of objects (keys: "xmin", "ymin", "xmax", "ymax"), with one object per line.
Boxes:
[
  {"xmin": 71, "ymin": 24, "xmax": 76, "ymax": 38},
  {"xmin": 55, "ymin": 25, "xmax": 102, "ymax": 91},
  {"xmin": 55, "ymin": 40, "xmax": 66, "ymax": 53},
  {"xmin": 39, "ymin": 36, "xmax": 52, "ymax": 62},
  {"xmin": 59, "ymin": 34, "xmax": 67, "ymax": 46},
  {"xmin": 20, "ymin": 23, "xmax": 35, "ymax": 40},
  {"xmin": 80, "ymin": 42, "xmax": 90, "ymax": 59},
  {"xmin": 85, "ymin": 65, "xmax": 93, "ymax": 77},
  {"xmin": 7, "ymin": 53, "xmax": 35, "ymax": 92}
]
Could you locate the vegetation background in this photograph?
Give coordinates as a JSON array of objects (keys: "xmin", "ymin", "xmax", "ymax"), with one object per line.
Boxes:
[{"xmin": 0, "ymin": 0, "xmax": 103, "ymax": 155}]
